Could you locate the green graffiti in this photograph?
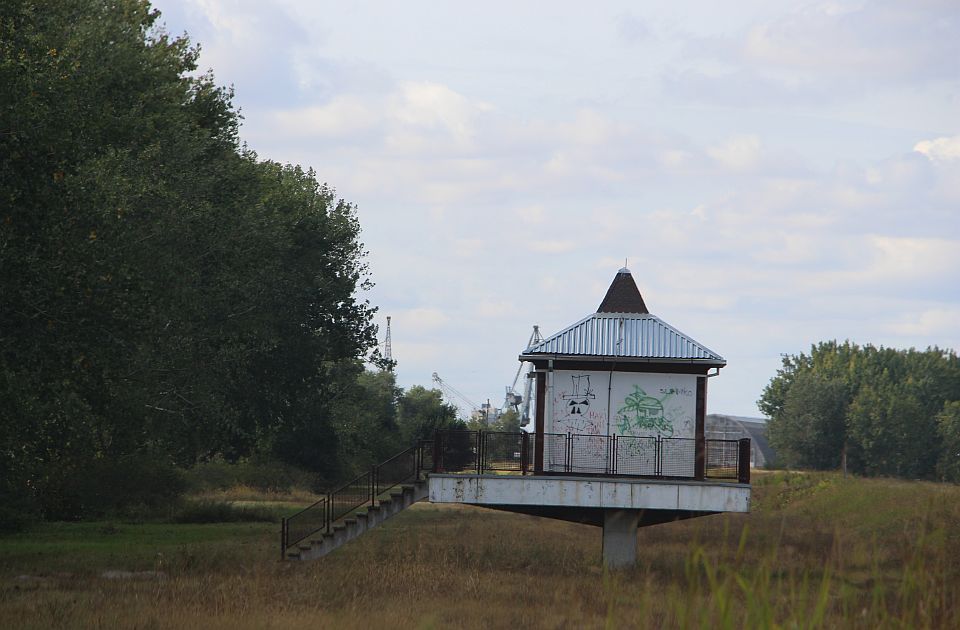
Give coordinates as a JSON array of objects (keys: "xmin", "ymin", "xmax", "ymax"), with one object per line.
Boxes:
[{"xmin": 616, "ymin": 385, "xmax": 674, "ymax": 437}]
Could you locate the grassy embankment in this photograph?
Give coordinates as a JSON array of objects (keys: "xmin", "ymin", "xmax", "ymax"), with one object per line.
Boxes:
[{"xmin": 1, "ymin": 472, "xmax": 959, "ymax": 628}]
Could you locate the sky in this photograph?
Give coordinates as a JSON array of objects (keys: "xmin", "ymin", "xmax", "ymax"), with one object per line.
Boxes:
[{"xmin": 152, "ymin": 0, "xmax": 959, "ymax": 418}]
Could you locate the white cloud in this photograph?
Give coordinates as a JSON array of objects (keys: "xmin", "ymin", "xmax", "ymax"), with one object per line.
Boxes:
[
  {"xmin": 886, "ymin": 307, "xmax": 960, "ymax": 343},
  {"xmin": 530, "ymin": 240, "xmax": 578, "ymax": 254},
  {"xmin": 707, "ymin": 135, "xmax": 761, "ymax": 172},
  {"xmin": 914, "ymin": 135, "xmax": 960, "ymax": 163},
  {"xmin": 152, "ymin": 0, "xmax": 960, "ymax": 417},
  {"xmin": 271, "ymin": 97, "xmax": 380, "ymax": 138},
  {"xmin": 390, "ymin": 82, "xmax": 492, "ymax": 147},
  {"xmin": 393, "ymin": 308, "xmax": 450, "ymax": 334}
]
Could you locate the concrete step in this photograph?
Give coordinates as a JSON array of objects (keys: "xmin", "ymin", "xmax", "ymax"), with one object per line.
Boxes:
[{"xmin": 288, "ymin": 479, "xmax": 429, "ymax": 562}]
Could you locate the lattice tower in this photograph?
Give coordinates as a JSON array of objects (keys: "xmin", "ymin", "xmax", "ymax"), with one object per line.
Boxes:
[{"xmin": 383, "ymin": 316, "xmax": 393, "ymax": 362}]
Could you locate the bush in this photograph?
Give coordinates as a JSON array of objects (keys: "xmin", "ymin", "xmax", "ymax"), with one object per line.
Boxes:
[
  {"xmin": 171, "ymin": 500, "xmax": 280, "ymax": 523},
  {"xmin": 182, "ymin": 458, "xmax": 314, "ymax": 493},
  {"xmin": 38, "ymin": 454, "xmax": 187, "ymax": 521}
]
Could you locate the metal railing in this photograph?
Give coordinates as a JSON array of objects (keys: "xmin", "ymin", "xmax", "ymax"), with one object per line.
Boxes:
[
  {"xmin": 432, "ymin": 430, "xmax": 749, "ymax": 483},
  {"xmin": 281, "ymin": 440, "xmax": 432, "ymax": 558},
  {"xmin": 282, "ymin": 432, "xmax": 750, "ymax": 557}
]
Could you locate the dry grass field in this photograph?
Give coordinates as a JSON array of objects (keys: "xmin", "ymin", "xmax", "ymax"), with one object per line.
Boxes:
[{"xmin": 2, "ymin": 471, "xmax": 959, "ymax": 628}]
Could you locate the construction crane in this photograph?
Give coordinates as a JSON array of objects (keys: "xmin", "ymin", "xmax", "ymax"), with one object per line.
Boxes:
[
  {"xmin": 432, "ymin": 372, "xmax": 479, "ymax": 422},
  {"xmin": 504, "ymin": 325, "xmax": 543, "ymax": 428},
  {"xmin": 382, "ymin": 316, "xmax": 393, "ymax": 362}
]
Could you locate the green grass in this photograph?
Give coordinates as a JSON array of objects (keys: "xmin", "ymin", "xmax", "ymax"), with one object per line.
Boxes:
[
  {"xmin": 0, "ymin": 521, "xmax": 276, "ymax": 576},
  {"xmin": 1, "ymin": 473, "xmax": 959, "ymax": 628}
]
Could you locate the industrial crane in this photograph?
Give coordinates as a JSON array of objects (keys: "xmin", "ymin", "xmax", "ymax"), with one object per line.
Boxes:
[
  {"xmin": 503, "ymin": 325, "xmax": 543, "ymax": 427},
  {"xmin": 431, "ymin": 372, "xmax": 498, "ymax": 425}
]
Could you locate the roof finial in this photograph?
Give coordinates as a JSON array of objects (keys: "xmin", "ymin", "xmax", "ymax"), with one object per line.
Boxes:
[{"xmin": 598, "ymin": 268, "xmax": 647, "ymax": 313}]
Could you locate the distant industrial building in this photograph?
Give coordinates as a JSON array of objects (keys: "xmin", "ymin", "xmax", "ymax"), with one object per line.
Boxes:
[{"xmin": 706, "ymin": 414, "xmax": 775, "ymax": 468}]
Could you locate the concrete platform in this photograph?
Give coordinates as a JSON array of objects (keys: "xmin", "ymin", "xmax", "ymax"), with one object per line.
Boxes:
[
  {"xmin": 429, "ymin": 473, "xmax": 749, "ymax": 565},
  {"xmin": 428, "ymin": 473, "xmax": 750, "ymax": 517}
]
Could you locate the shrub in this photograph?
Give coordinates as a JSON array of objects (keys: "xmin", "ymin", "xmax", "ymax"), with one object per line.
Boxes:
[
  {"xmin": 39, "ymin": 454, "xmax": 187, "ymax": 521},
  {"xmin": 171, "ymin": 500, "xmax": 279, "ymax": 523},
  {"xmin": 183, "ymin": 458, "xmax": 314, "ymax": 493}
]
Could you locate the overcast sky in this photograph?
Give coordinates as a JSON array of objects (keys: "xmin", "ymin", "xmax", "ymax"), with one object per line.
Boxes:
[{"xmin": 153, "ymin": 0, "xmax": 959, "ymax": 417}]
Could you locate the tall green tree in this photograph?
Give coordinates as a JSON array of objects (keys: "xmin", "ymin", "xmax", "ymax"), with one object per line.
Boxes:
[
  {"xmin": 397, "ymin": 386, "xmax": 463, "ymax": 444},
  {"xmin": 936, "ymin": 402, "xmax": 960, "ymax": 483},
  {"xmin": 760, "ymin": 342, "xmax": 960, "ymax": 479},
  {"xmin": 0, "ymin": 0, "xmax": 381, "ymax": 522},
  {"xmin": 765, "ymin": 372, "xmax": 849, "ymax": 470}
]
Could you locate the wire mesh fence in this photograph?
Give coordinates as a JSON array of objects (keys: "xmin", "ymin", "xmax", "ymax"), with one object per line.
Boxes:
[
  {"xmin": 376, "ymin": 446, "xmax": 417, "ymax": 497},
  {"xmin": 569, "ymin": 433, "xmax": 610, "ymax": 474},
  {"xmin": 431, "ymin": 431, "xmax": 747, "ymax": 484},
  {"xmin": 660, "ymin": 438, "xmax": 697, "ymax": 478},
  {"xmin": 482, "ymin": 432, "xmax": 527, "ymax": 473},
  {"xmin": 705, "ymin": 439, "xmax": 740, "ymax": 480},
  {"xmin": 613, "ymin": 435, "xmax": 658, "ymax": 476},
  {"xmin": 283, "ymin": 431, "xmax": 750, "ymax": 557},
  {"xmin": 435, "ymin": 430, "xmax": 479, "ymax": 473}
]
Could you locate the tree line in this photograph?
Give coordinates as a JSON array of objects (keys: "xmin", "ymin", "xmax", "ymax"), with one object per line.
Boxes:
[
  {"xmin": 0, "ymin": 0, "xmax": 468, "ymax": 530},
  {"xmin": 759, "ymin": 341, "xmax": 960, "ymax": 481}
]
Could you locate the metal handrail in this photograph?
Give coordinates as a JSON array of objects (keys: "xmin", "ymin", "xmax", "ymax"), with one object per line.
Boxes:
[
  {"xmin": 431, "ymin": 430, "xmax": 750, "ymax": 484},
  {"xmin": 281, "ymin": 442, "xmax": 429, "ymax": 558},
  {"xmin": 282, "ymin": 432, "xmax": 751, "ymax": 557}
]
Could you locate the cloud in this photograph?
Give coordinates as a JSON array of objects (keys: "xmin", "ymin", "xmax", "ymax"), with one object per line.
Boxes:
[
  {"xmin": 152, "ymin": 0, "xmax": 960, "ymax": 418},
  {"xmin": 707, "ymin": 135, "xmax": 761, "ymax": 172},
  {"xmin": 530, "ymin": 240, "xmax": 578, "ymax": 254},
  {"xmin": 615, "ymin": 12, "xmax": 651, "ymax": 45},
  {"xmin": 914, "ymin": 134, "xmax": 960, "ymax": 163},
  {"xmin": 393, "ymin": 308, "xmax": 450, "ymax": 335},
  {"xmin": 887, "ymin": 306, "xmax": 960, "ymax": 338},
  {"xmin": 390, "ymin": 82, "xmax": 494, "ymax": 148},
  {"xmin": 271, "ymin": 97, "xmax": 382, "ymax": 139},
  {"xmin": 666, "ymin": 0, "xmax": 960, "ymax": 104}
]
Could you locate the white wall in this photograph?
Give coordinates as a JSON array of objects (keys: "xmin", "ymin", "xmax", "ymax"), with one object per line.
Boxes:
[{"xmin": 546, "ymin": 370, "xmax": 698, "ymax": 474}]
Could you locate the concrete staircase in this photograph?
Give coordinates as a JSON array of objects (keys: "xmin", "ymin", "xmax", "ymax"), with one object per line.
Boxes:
[{"xmin": 286, "ymin": 479, "xmax": 429, "ymax": 561}]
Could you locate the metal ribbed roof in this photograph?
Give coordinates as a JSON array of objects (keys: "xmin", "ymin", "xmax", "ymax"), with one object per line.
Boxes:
[{"xmin": 520, "ymin": 312, "xmax": 725, "ymax": 364}]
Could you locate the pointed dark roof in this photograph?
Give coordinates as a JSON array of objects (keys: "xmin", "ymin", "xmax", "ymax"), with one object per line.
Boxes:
[
  {"xmin": 520, "ymin": 267, "xmax": 725, "ymax": 365},
  {"xmin": 597, "ymin": 267, "xmax": 648, "ymax": 314}
]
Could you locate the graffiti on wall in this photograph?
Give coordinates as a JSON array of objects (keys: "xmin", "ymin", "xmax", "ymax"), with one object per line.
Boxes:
[
  {"xmin": 547, "ymin": 370, "xmax": 697, "ymax": 471},
  {"xmin": 615, "ymin": 385, "xmax": 675, "ymax": 437},
  {"xmin": 553, "ymin": 373, "xmax": 605, "ymax": 436}
]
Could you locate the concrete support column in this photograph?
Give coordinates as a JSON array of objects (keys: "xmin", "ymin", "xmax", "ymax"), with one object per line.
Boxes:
[{"xmin": 602, "ymin": 509, "xmax": 639, "ymax": 569}]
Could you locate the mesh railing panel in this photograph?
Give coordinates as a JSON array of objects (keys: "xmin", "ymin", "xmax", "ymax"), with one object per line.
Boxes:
[
  {"xmin": 542, "ymin": 433, "xmax": 568, "ymax": 472},
  {"xmin": 426, "ymin": 430, "xmax": 749, "ymax": 480},
  {"xmin": 418, "ymin": 440, "xmax": 434, "ymax": 473},
  {"xmin": 285, "ymin": 497, "xmax": 326, "ymax": 548},
  {"xmin": 660, "ymin": 438, "xmax": 696, "ymax": 477},
  {"xmin": 613, "ymin": 435, "xmax": 658, "ymax": 476},
  {"xmin": 569, "ymin": 434, "xmax": 610, "ymax": 474},
  {"xmin": 329, "ymin": 471, "xmax": 371, "ymax": 524},
  {"xmin": 706, "ymin": 439, "xmax": 739, "ymax": 479},
  {"xmin": 438, "ymin": 431, "xmax": 479, "ymax": 473},
  {"xmin": 483, "ymin": 432, "xmax": 524, "ymax": 472},
  {"xmin": 376, "ymin": 447, "xmax": 417, "ymax": 496}
]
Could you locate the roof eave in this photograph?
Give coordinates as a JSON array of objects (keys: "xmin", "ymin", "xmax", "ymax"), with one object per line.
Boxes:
[{"xmin": 518, "ymin": 352, "xmax": 727, "ymax": 367}]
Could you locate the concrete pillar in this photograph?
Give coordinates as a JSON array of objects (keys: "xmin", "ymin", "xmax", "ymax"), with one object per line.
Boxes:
[{"xmin": 602, "ymin": 509, "xmax": 639, "ymax": 569}]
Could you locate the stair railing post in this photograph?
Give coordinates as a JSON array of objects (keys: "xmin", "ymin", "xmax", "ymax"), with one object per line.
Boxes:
[
  {"xmin": 656, "ymin": 435, "xmax": 662, "ymax": 477},
  {"xmin": 610, "ymin": 434, "xmax": 617, "ymax": 476},
  {"xmin": 738, "ymin": 438, "xmax": 751, "ymax": 484},
  {"xmin": 325, "ymin": 494, "xmax": 331, "ymax": 535},
  {"xmin": 280, "ymin": 517, "xmax": 287, "ymax": 560},
  {"xmin": 566, "ymin": 432, "xmax": 572, "ymax": 474},
  {"xmin": 433, "ymin": 431, "xmax": 442, "ymax": 473},
  {"xmin": 521, "ymin": 432, "xmax": 528, "ymax": 475},
  {"xmin": 476, "ymin": 430, "xmax": 483, "ymax": 475}
]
